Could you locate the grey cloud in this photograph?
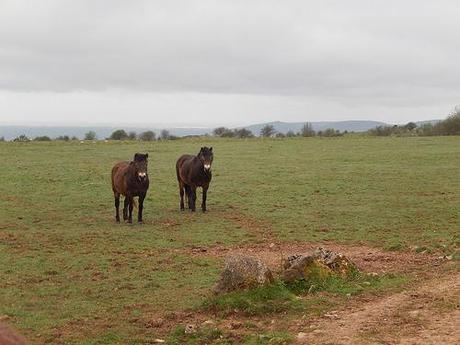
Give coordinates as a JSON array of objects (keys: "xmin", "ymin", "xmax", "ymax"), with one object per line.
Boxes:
[{"xmin": 0, "ymin": 0, "xmax": 459, "ymax": 124}]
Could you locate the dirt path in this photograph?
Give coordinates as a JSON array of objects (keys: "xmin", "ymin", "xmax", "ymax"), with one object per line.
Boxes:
[{"xmin": 296, "ymin": 270, "xmax": 460, "ymax": 345}]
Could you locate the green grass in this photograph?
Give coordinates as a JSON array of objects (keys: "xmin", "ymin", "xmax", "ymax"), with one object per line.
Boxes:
[
  {"xmin": 203, "ymin": 271, "xmax": 406, "ymax": 316},
  {"xmin": 0, "ymin": 136, "xmax": 459, "ymax": 343}
]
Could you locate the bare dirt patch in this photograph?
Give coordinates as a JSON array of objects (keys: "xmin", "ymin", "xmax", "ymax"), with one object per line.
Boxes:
[
  {"xmin": 186, "ymin": 241, "xmax": 442, "ymax": 275},
  {"xmin": 296, "ymin": 268, "xmax": 459, "ymax": 345}
]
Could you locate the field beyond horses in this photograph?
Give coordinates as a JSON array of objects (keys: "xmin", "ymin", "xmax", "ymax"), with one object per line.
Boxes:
[{"xmin": 1, "ymin": 137, "xmax": 459, "ymax": 344}]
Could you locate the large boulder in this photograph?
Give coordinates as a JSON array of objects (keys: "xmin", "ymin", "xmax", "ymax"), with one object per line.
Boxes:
[
  {"xmin": 282, "ymin": 247, "xmax": 357, "ymax": 283},
  {"xmin": 213, "ymin": 255, "xmax": 274, "ymax": 294}
]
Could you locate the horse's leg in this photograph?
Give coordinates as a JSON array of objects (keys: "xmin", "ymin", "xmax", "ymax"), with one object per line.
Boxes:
[
  {"xmin": 179, "ymin": 181, "xmax": 185, "ymax": 211},
  {"xmin": 123, "ymin": 197, "xmax": 129, "ymax": 221},
  {"xmin": 138, "ymin": 192, "xmax": 146, "ymax": 223},
  {"xmin": 190, "ymin": 186, "xmax": 197, "ymax": 212},
  {"xmin": 202, "ymin": 186, "xmax": 208, "ymax": 213},
  {"xmin": 184, "ymin": 185, "xmax": 191, "ymax": 209},
  {"xmin": 114, "ymin": 192, "xmax": 120, "ymax": 222},
  {"xmin": 127, "ymin": 195, "xmax": 134, "ymax": 224}
]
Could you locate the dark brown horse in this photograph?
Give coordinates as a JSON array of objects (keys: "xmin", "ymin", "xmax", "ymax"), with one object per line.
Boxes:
[
  {"xmin": 111, "ymin": 153, "xmax": 149, "ymax": 223},
  {"xmin": 176, "ymin": 147, "xmax": 213, "ymax": 212}
]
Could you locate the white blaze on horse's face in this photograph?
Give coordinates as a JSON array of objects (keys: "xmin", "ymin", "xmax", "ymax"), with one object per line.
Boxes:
[
  {"xmin": 204, "ymin": 164, "xmax": 211, "ymax": 171},
  {"xmin": 138, "ymin": 172, "xmax": 147, "ymax": 179}
]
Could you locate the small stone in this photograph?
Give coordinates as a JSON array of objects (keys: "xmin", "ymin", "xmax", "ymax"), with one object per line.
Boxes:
[
  {"xmin": 184, "ymin": 324, "xmax": 196, "ymax": 334},
  {"xmin": 153, "ymin": 340, "xmax": 165, "ymax": 343},
  {"xmin": 297, "ymin": 332, "xmax": 307, "ymax": 339},
  {"xmin": 408, "ymin": 310, "xmax": 421, "ymax": 318},
  {"xmin": 202, "ymin": 320, "xmax": 215, "ymax": 326},
  {"xmin": 269, "ymin": 243, "xmax": 276, "ymax": 249},
  {"xmin": 230, "ymin": 321, "xmax": 243, "ymax": 329}
]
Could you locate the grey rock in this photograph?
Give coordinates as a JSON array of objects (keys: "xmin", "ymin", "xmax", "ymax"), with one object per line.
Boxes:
[{"xmin": 213, "ymin": 255, "xmax": 274, "ymax": 294}]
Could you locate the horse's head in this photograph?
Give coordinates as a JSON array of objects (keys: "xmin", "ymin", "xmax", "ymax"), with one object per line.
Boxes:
[
  {"xmin": 198, "ymin": 147, "xmax": 213, "ymax": 172},
  {"xmin": 132, "ymin": 153, "xmax": 149, "ymax": 181}
]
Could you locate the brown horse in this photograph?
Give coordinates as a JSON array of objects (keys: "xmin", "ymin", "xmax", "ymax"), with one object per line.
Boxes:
[
  {"xmin": 176, "ymin": 147, "xmax": 213, "ymax": 212},
  {"xmin": 111, "ymin": 153, "xmax": 149, "ymax": 223}
]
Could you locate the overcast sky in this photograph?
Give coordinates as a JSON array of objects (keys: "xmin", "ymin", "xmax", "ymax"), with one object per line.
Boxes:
[{"xmin": 0, "ymin": 0, "xmax": 459, "ymax": 126}]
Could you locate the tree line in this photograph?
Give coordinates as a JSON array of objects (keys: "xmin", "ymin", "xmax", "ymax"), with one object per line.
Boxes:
[
  {"xmin": 3, "ymin": 129, "xmax": 178, "ymax": 142},
  {"xmin": 368, "ymin": 109, "xmax": 460, "ymax": 136},
  {"xmin": 3, "ymin": 109, "xmax": 459, "ymax": 142},
  {"xmin": 213, "ymin": 123, "xmax": 344, "ymax": 138}
]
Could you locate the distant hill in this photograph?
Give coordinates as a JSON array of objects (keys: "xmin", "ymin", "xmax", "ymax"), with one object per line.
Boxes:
[{"xmin": 240, "ymin": 120, "xmax": 389, "ymax": 135}]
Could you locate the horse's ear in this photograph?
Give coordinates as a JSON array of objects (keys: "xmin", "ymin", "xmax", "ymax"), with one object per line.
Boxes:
[
  {"xmin": 145, "ymin": 153, "xmax": 148, "ymax": 159},
  {"xmin": 209, "ymin": 147, "xmax": 213, "ymax": 152},
  {"xmin": 134, "ymin": 153, "xmax": 140, "ymax": 160}
]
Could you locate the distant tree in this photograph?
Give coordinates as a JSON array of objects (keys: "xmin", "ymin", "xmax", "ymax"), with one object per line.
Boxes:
[
  {"xmin": 275, "ymin": 132, "xmax": 286, "ymax": 138},
  {"xmin": 33, "ymin": 136, "xmax": 52, "ymax": 141},
  {"xmin": 286, "ymin": 130, "xmax": 297, "ymax": 137},
  {"xmin": 233, "ymin": 128, "xmax": 254, "ymax": 138},
  {"xmin": 416, "ymin": 123, "xmax": 434, "ymax": 136},
  {"xmin": 84, "ymin": 131, "xmax": 97, "ymax": 140},
  {"xmin": 128, "ymin": 131, "xmax": 137, "ymax": 140},
  {"xmin": 299, "ymin": 122, "xmax": 315, "ymax": 137},
  {"xmin": 0, "ymin": 136, "xmax": 5, "ymax": 142},
  {"xmin": 71, "ymin": 136, "xmax": 78, "ymax": 141},
  {"xmin": 368, "ymin": 125, "xmax": 394, "ymax": 136},
  {"xmin": 160, "ymin": 129, "xmax": 171, "ymax": 140},
  {"xmin": 213, "ymin": 127, "xmax": 228, "ymax": 136},
  {"xmin": 139, "ymin": 130, "xmax": 156, "ymax": 141},
  {"xmin": 433, "ymin": 108, "xmax": 460, "ymax": 135},
  {"xmin": 260, "ymin": 124, "xmax": 276, "ymax": 137},
  {"xmin": 109, "ymin": 129, "xmax": 128, "ymax": 140},
  {"xmin": 319, "ymin": 128, "xmax": 342, "ymax": 137},
  {"xmin": 12, "ymin": 134, "xmax": 30, "ymax": 142},
  {"xmin": 404, "ymin": 122, "xmax": 417, "ymax": 131},
  {"xmin": 55, "ymin": 135, "xmax": 70, "ymax": 141},
  {"xmin": 213, "ymin": 127, "xmax": 236, "ymax": 137}
]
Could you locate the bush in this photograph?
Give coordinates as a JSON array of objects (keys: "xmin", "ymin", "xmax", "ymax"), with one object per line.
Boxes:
[
  {"xmin": 139, "ymin": 130, "xmax": 156, "ymax": 141},
  {"xmin": 233, "ymin": 128, "xmax": 254, "ymax": 138},
  {"xmin": 433, "ymin": 110, "xmax": 460, "ymax": 135},
  {"xmin": 33, "ymin": 136, "xmax": 52, "ymax": 141},
  {"xmin": 109, "ymin": 129, "xmax": 128, "ymax": 140},
  {"xmin": 127, "ymin": 131, "xmax": 137, "ymax": 140},
  {"xmin": 12, "ymin": 134, "xmax": 30, "ymax": 142},
  {"xmin": 286, "ymin": 130, "xmax": 297, "ymax": 137},
  {"xmin": 84, "ymin": 131, "xmax": 97, "ymax": 140},
  {"xmin": 299, "ymin": 122, "xmax": 316, "ymax": 137},
  {"xmin": 160, "ymin": 129, "xmax": 171, "ymax": 140},
  {"xmin": 319, "ymin": 128, "xmax": 342, "ymax": 137},
  {"xmin": 260, "ymin": 125, "xmax": 276, "ymax": 137},
  {"xmin": 55, "ymin": 135, "xmax": 70, "ymax": 141}
]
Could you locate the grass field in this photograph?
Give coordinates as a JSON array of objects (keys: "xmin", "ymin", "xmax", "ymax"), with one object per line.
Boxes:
[{"xmin": 0, "ymin": 136, "xmax": 459, "ymax": 344}]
